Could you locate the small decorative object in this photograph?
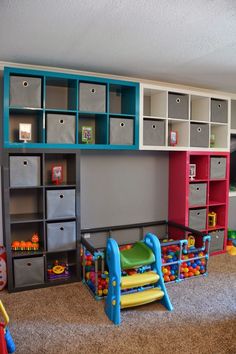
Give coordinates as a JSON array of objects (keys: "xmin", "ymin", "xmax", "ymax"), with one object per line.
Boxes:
[
  {"xmin": 11, "ymin": 233, "xmax": 40, "ymax": 251},
  {"xmin": 189, "ymin": 164, "xmax": 196, "ymax": 181},
  {"xmin": 187, "ymin": 234, "xmax": 195, "ymax": 249},
  {"xmin": 82, "ymin": 126, "xmax": 93, "ymax": 144},
  {"xmin": 19, "ymin": 123, "xmax": 32, "ymax": 143},
  {"xmin": 169, "ymin": 130, "xmax": 177, "ymax": 146},
  {"xmin": 210, "ymin": 134, "xmax": 215, "ymax": 148},
  {"xmin": 47, "ymin": 260, "xmax": 71, "ymax": 281},
  {"xmin": 51, "ymin": 165, "xmax": 63, "ymax": 185},
  {"xmin": 208, "ymin": 212, "xmax": 217, "ymax": 228}
]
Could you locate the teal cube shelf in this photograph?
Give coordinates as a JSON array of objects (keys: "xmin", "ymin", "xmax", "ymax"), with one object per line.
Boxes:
[{"xmin": 4, "ymin": 67, "xmax": 140, "ymax": 150}]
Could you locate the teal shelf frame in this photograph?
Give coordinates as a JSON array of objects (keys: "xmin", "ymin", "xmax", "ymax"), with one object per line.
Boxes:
[{"xmin": 4, "ymin": 67, "xmax": 140, "ymax": 150}]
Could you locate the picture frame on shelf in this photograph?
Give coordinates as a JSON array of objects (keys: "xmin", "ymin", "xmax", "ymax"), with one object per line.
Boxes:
[
  {"xmin": 169, "ymin": 130, "xmax": 177, "ymax": 146},
  {"xmin": 82, "ymin": 126, "xmax": 93, "ymax": 144},
  {"xmin": 19, "ymin": 123, "xmax": 32, "ymax": 143},
  {"xmin": 51, "ymin": 165, "xmax": 63, "ymax": 185}
]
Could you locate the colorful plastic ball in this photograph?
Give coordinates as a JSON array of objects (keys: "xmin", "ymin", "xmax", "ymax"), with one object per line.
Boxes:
[{"xmin": 164, "ymin": 275, "xmax": 170, "ymax": 282}]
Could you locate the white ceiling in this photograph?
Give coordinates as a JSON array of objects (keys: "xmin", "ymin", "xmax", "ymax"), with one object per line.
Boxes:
[{"xmin": 1, "ymin": 0, "xmax": 236, "ymax": 92}]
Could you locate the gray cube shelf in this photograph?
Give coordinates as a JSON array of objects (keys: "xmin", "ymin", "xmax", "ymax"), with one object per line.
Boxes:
[{"xmin": 3, "ymin": 150, "xmax": 81, "ymax": 292}]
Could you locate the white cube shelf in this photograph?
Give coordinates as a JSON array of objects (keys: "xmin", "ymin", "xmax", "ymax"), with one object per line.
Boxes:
[{"xmin": 140, "ymin": 83, "xmax": 230, "ymax": 151}]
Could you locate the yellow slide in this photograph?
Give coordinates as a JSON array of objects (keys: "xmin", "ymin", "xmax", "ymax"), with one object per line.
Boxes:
[
  {"xmin": 121, "ymin": 271, "xmax": 159, "ymax": 289},
  {"xmin": 121, "ymin": 288, "xmax": 164, "ymax": 308}
]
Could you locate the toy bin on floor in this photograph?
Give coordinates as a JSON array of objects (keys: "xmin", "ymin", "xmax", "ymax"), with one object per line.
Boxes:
[{"xmin": 81, "ymin": 221, "xmax": 211, "ymax": 298}]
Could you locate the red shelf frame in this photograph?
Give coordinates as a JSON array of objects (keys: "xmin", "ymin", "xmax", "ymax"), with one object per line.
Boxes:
[{"xmin": 169, "ymin": 151, "xmax": 229, "ymax": 255}]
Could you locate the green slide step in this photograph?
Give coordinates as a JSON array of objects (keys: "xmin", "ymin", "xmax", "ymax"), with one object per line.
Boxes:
[{"xmin": 120, "ymin": 241, "xmax": 155, "ymax": 270}]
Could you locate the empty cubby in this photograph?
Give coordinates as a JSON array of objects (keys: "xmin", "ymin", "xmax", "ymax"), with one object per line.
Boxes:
[
  {"xmin": 78, "ymin": 114, "xmax": 107, "ymax": 144},
  {"xmin": 44, "ymin": 153, "xmax": 76, "ymax": 186},
  {"xmin": 190, "ymin": 95, "xmax": 210, "ymax": 122},
  {"xmin": 9, "ymin": 109, "xmax": 43, "ymax": 143},
  {"xmin": 109, "ymin": 84, "xmax": 135, "ymax": 115},
  {"xmin": 45, "ymin": 78, "xmax": 77, "ymax": 110},
  {"xmin": 143, "ymin": 88, "xmax": 167, "ymax": 118},
  {"xmin": 209, "ymin": 180, "xmax": 227, "ymax": 205},
  {"xmin": 9, "ymin": 188, "xmax": 44, "ymax": 223}
]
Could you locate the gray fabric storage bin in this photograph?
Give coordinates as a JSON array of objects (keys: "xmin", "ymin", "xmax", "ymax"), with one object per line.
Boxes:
[
  {"xmin": 210, "ymin": 157, "xmax": 226, "ymax": 179},
  {"xmin": 143, "ymin": 120, "xmax": 165, "ymax": 146},
  {"xmin": 10, "ymin": 156, "xmax": 41, "ymax": 187},
  {"xmin": 211, "ymin": 99, "xmax": 228, "ymax": 123},
  {"xmin": 190, "ymin": 123, "xmax": 209, "ymax": 148},
  {"xmin": 10, "ymin": 76, "xmax": 42, "ymax": 108},
  {"xmin": 47, "ymin": 221, "xmax": 76, "ymax": 251},
  {"xmin": 110, "ymin": 117, "xmax": 134, "ymax": 145},
  {"xmin": 209, "ymin": 230, "xmax": 225, "ymax": 253},
  {"xmin": 14, "ymin": 256, "xmax": 44, "ymax": 288},
  {"xmin": 79, "ymin": 83, "xmax": 106, "ymax": 112},
  {"xmin": 189, "ymin": 208, "xmax": 206, "ymax": 230},
  {"xmin": 46, "ymin": 189, "xmax": 76, "ymax": 219},
  {"xmin": 168, "ymin": 92, "xmax": 189, "ymax": 119},
  {"xmin": 189, "ymin": 183, "xmax": 207, "ymax": 207},
  {"xmin": 46, "ymin": 114, "xmax": 75, "ymax": 144}
]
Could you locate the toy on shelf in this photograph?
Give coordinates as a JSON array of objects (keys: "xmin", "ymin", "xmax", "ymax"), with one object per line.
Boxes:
[
  {"xmin": 82, "ymin": 126, "xmax": 93, "ymax": 144},
  {"xmin": 208, "ymin": 212, "xmax": 217, "ymax": 228},
  {"xmin": 169, "ymin": 130, "xmax": 177, "ymax": 146},
  {"xmin": 189, "ymin": 164, "xmax": 196, "ymax": 181},
  {"xmin": 11, "ymin": 233, "xmax": 40, "ymax": 251},
  {"xmin": 0, "ymin": 248, "xmax": 7, "ymax": 291},
  {"xmin": 51, "ymin": 165, "xmax": 63, "ymax": 185},
  {"xmin": 47, "ymin": 260, "xmax": 71, "ymax": 281},
  {"xmin": 0, "ymin": 300, "xmax": 15, "ymax": 354},
  {"xmin": 227, "ymin": 229, "xmax": 236, "ymax": 256}
]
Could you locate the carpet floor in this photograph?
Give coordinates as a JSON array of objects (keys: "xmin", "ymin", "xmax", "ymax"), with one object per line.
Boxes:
[{"xmin": 0, "ymin": 253, "xmax": 235, "ymax": 354}]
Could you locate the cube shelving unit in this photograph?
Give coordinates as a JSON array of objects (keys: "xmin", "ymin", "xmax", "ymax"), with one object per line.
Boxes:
[
  {"xmin": 4, "ymin": 67, "xmax": 140, "ymax": 150},
  {"xmin": 2, "ymin": 150, "xmax": 81, "ymax": 292},
  {"xmin": 140, "ymin": 83, "xmax": 230, "ymax": 151},
  {"xmin": 169, "ymin": 151, "xmax": 229, "ymax": 255}
]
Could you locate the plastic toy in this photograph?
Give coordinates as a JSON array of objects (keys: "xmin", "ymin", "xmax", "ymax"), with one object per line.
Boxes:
[
  {"xmin": 83, "ymin": 250, "xmax": 108, "ymax": 298},
  {"xmin": 11, "ymin": 233, "xmax": 40, "ymax": 251},
  {"xmin": 0, "ymin": 247, "xmax": 7, "ymax": 290},
  {"xmin": 51, "ymin": 165, "xmax": 63, "ymax": 185},
  {"xmin": 47, "ymin": 260, "xmax": 71, "ymax": 281},
  {"xmin": 0, "ymin": 300, "xmax": 15, "ymax": 353},
  {"xmin": 208, "ymin": 212, "xmax": 217, "ymax": 228},
  {"xmin": 169, "ymin": 130, "xmax": 177, "ymax": 146},
  {"xmin": 105, "ymin": 233, "xmax": 173, "ymax": 324},
  {"xmin": 189, "ymin": 164, "xmax": 196, "ymax": 180},
  {"xmin": 187, "ymin": 234, "xmax": 195, "ymax": 248},
  {"xmin": 227, "ymin": 229, "xmax": 236, "ymax": 256}
]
